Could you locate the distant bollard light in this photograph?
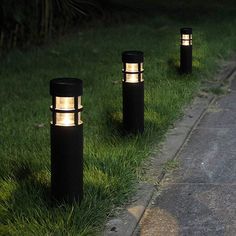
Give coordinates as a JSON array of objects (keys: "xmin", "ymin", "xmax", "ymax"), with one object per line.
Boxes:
[
  {"xmin": 50, "ymin": 78, "xmax": 83, "ymax": 203},
  {"xmin": 122, "ymin": 51, "xmax": 144, "ymax": 133},
  {"xmin": 180, "ymin": 28, "xmax": 192, "ymax": 74}
]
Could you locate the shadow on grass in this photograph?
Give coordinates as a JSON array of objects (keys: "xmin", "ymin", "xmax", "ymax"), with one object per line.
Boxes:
[
  {"xmin": 167, "ymin": 57, "xmax": 203, "ymax": 80},
  {"xmin": 12, "ymin": 160, "xmax": 34, "ymax": 181},
  {"xmin": 167, "ymin": 58, "xmax": 180, "ymax": 75},
  {"xmin": 105, "ymin": 109, "xmax": 124, "ymax": 137},
  {"xmin": 105, "ymin": 109, "xmax": 153, "ymax": 139},
  {"xmin": 7, "ymin": 160, "xmax": 51, "ymax": 208}
]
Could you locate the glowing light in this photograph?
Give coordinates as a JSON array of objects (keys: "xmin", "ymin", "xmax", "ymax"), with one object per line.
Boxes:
[
  {"xmin": 53, "ymin": 96, "xmax": 83, "ymax": 126},
  {"xmin": 50, "ymin": 78, "xmax": 84, "ymax": 203},
  {"xmin": 56, "ymin": 97, "xmax": 74, "ymax": 110},
  {"xmin": 181, "ymin": 34, "xmax": 192, "ymax": 46},
  {"xmin": 123, "ymin": 63, "xmax": 144, "ymax": 83},
  {"xmin": 56, "ymin": 113, "xmax": 74, "ymax": 126}
]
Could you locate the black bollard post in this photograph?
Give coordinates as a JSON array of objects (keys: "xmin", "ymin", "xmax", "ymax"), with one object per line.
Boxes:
[
  {"xmin": 180, "ymin": 28, "xmax": 192, "ymax": 74},
  {"xmin": 50, "ymin": 78, "xmax": 83, "ymax": 204},
  {"xmin": 122, "ymin": 51, "xmax": 144, "ymax": 134}
]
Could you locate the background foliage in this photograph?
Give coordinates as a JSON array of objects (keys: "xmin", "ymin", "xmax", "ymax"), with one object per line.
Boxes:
[
  {"xmin": 0, "ymin": 0, "xmax": 103, "ymax": 50},
  {"xmin": 0, "ymin": 0, "xmax": 147, "ymax": 51},
  {"xmin": 4, "ymin": 0, "xmax": 233, "ymax": 51}
]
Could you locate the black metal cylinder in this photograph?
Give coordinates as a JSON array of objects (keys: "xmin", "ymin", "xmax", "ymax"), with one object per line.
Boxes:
[
  {"xmin": 51, "ymin": 125, "xmax": 83, "ymax": 203},
  {"xmin": 180, "ymin": 28, "xmax": 192, "ymax": 74},
  {"xmin": 123, "ymin": 81, "xmax": 144, "ymax": 133},
  {"xmin": 50, "ymin": 78, "xmax": 83, "ymax": 204},
  {"xmin": 122, "ymin": 51, "xmax": 144, "ymax": 134}
]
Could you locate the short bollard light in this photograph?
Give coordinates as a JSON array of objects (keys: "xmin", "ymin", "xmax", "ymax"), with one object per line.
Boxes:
[
  {"xmin": 180, "ymin": 27, "xmax": 192, "ymax": 74},
  {"xmin": 50, "ymin": 78, "xmax": 83, "ymax": 203},
  {"xmin": 122, "ymin": 51, "xmax": 144, "ymax": 133}
]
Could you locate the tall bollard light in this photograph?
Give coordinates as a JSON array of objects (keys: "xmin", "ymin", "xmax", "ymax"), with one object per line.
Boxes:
[
  {"xmin": 50, "ymin": 78, "xmax": 83, "ymax": 203},
  {"xmin": 180, "ymin": 28, "xmax": 192, "ymax": 74},
  {"xmin": 122, "ymin": 51, "xmax": 144, "ymax": 134}
]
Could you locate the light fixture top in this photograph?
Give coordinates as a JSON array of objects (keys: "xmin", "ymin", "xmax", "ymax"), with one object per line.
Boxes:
[
  {"xmin": 122, "ymin": 51, "xmax": 144, "ymax": 63},
  {"xmin": 180, "ymin": 28, "xmax": 192, "ymax": 34},
  {"xmin": 50, "ymin": 78, "xmax": 83, "ymax": 97}
]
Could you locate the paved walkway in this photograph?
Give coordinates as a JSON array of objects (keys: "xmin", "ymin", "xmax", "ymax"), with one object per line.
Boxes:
[{"xmin": 136, "ymin": 75, "xmax": 236, "ymax": 235}]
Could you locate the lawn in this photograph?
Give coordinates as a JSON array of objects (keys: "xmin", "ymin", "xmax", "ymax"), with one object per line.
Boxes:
[{"xmin": 0, "ymin": 1, "xmax": 235, "ymax": 235}]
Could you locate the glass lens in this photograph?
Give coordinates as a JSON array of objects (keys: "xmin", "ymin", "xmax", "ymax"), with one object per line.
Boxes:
[
  {"xmin": 125, "ymin": 63, "xmax": 143, "ymax": 72},
  {"xmin": 123, "ymin": 63, "xmax": 143, "ymax": 83},
  {"xmin": 56, "ymin": 113, "xmax": 74, "ymax": 126},
  {"xmin": 181, "ymin": 34, "xmax": 192, "ymax": 46},
  {"xmin": 56, "ymin": 97, "xmax": 74, "ymax": 110},
  {"xmin": 125, "ymin": 73, "xmax": 143, "ymax": 83}
]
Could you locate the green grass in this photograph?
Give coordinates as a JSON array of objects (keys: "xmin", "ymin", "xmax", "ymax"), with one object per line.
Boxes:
[{"xmin": 0, "ymin": 1, "xmax": 236, "ymax": 235}]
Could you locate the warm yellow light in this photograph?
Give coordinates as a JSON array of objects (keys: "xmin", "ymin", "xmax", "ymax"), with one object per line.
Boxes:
[
  {"xmin": 56, "ymin": 113, "xmax": 74, "ymax": 126},
  {"xmin": 125, "ymin": 63, "xmax": 143, "ymax": 72},
  {"xmin": 53, "ymin": 96, "xmax": 83, "ymax": 126},
  {"xmin": 181, "ymin": 34, "xmax": 192, "ymax": 46},
  {"xmin": 125, "ymin": 74, "xmax": 143, "ymax": 83},
  {"xmin": 56, "ymin": 97, "xmax": 74, "ymax": 110},
  {"xmin": 182, "ymin": 34, "xmax": 190, "ymax": 40},
  {"xmin": 78, "ymin": 96, "xmax": 82, "ymax": 110},
  {"xmin": 123, "ymin": 63, "xmax": 144, "ymax": 83}
]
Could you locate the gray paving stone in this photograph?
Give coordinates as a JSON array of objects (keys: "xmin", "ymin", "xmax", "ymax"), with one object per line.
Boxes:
[
  {"xmin": 230, "ymin": 78, "xmax": 236, "ymax": 90},
  {"xmin": 138, "ymin": 184, "xmax": 236, "ymax": 236},
  {"xmin": 230, "ymin": 71, "xmax": 236, "ymax": 90},
  {"xmin": 198, "ymin": 91, "xmax": 236, "ymax": 128},
  {"xmin": 163, "ymin": 127, "xmax": 236, "ymax": 184}
]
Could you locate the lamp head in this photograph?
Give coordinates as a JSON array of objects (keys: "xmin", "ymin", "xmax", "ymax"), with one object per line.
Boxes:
[
  {"xmin": 180, "ymin": 28, "xmax": 192, "ymax": 46},
  {"xmin": 50, "ymin": 78, "xmax": 83, "ymax": 127},
  {"xmin": 122, "ymin": 51, "xmax": 144, "ymax": 83}
]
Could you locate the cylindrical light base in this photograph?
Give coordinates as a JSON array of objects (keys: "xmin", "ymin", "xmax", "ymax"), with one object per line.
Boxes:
[
  {"xmin": 122, "ymin": 81, "xmax": 144, "ymax": 133},
  {"xmin": 180, "ymin": 45, "xmax": 192, "ymax": 74},
  {"xmin": 51, "ymin": 124, "xmax": 83, "ymax": 203}
]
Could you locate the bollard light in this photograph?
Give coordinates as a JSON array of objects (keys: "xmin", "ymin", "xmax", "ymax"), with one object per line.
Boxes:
[
  {"xmin": 122, "ymin": 51, "xmax": 144, "ymax": 133},
  {"xmin": 50, "ymin": 78, "xmax": 83, "ymax": 203},
  {"xmin": 180, "ymin": 28, "xmax": 192, "ymax": 74}
]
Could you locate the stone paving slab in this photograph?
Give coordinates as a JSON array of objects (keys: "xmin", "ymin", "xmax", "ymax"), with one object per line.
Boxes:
[
  {"xmin": 230, "ymin": 78, "xmax": 236, "ymax": 90},
  {"xmin": 136, "ymin": 184, "xmax": 236, "ymax": 236},
  {"xmin": 163, "ymin": 127, "xmax": 236, "ymax": 184},
  {"xmin": 199, "ymin": 108, "xmax": 236, "ymax": 128},
  {"xmin": 199, "ymin": 93, "xmax": 236, "ymax": 128}
]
